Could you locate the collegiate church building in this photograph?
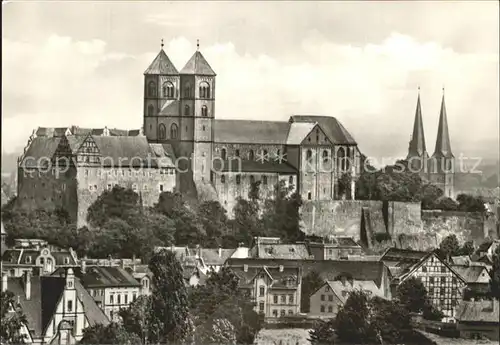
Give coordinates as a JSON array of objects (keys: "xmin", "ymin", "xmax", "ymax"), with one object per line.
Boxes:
[
  {"xmin": 15, "ymin": 43, "xmax": 362, "ymax": 226},
  {"xmin": 142, "ymin": 43, "xmax": 361, "ymax": 211}
]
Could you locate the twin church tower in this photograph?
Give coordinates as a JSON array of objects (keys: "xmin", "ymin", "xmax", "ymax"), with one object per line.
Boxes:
[{"xmin": 406, "ymin": 89, "xmax": 455, "ymax": 198}]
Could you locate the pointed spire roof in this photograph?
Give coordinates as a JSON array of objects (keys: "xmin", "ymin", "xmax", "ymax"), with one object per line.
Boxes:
[
  {"xmin": 144, "ymin": 49, "xmax": 179, "ymax": 75},
  {"xmin": 433, "ymin": 92, "xmax": 454, "ymax": 158},
  {"xmin": 180, "ymin": 50, "xmax": 216, "ymax": 76},
  {"xmin": 407, "ymin": 90, "xmax": 427, "ymax": 158}
]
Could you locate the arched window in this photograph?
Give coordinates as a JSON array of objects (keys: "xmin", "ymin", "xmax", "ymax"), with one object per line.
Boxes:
[
  {"xmin": 147, "ymin": 105, "xmax": 154, "ymax": 116},
  {"xmin": 221, "ymin": 175, "xmax": 225, "ymax": 184},
  {"xmin": 248, "ymin": 150, "xmax": 255, "ymax": 160},
  {"xmin": 201, "ymin": 105, "xmax": 208, "ymax": 117},
  {"xmin": 235, "ymin": 149, "xmax": 240, "ymax": 157},
  {"xmin": 221, "ymin": 148, "xmax": 227, "ymax": 160},
  {"xmin": 163, "ymin": 81, "xmax": 175, "ymax": 98},
  {"xmin": 148, "ymin": 81, "xmax": 156, "ymax": 97},
  {"xmin": 337, "ymin": 147, "xmax": 346, "ymax": 172},
  {"xmin": 184, "ymin": 84, "xmax": 191, "ymax": 98},
  {"xmin": 307, "ymin": 192, "xmax": 312, "ymax": 200},
  {"xmin": 158, "ymin": 124, "xmax": 166, "ymax": 140},
  {"xmin": 236, "ymin": 175, "xmax": 241, "ymax": 185},
  {"xmin": 262, "ymin": 175, "xmax": 268, "ymax": 185},
  {"xmin": 250, "ymin": 175, "xmax": 255, "ymax": 184},
  {"xmin": 170, "ymin": 123, "xmax": 179, "ymax": 139},
  {"xmin": 323, "ymin": 150, "xmax": 329, "ymax": 162},
  {"xmin": 289, "ymin": 176, "xmax": 294, "ymax": 185},
  {"xmin": 199, "ymin": 82, "xmax": 211, "ymax": 99},
  {"xmin": 184, "ymin": 105, "xmax": 190, "ymax": 116},
  {"xmin": 306, "ymin": 149, "xmax": 313, "ymax": 161}
]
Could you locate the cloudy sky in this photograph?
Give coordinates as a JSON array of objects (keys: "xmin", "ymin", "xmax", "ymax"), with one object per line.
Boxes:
[{"xmin": 2, "ymin": 1, "xmax": 499, "ymax": 163}]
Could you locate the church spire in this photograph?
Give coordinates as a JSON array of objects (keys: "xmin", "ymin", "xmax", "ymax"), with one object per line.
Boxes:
[
  {"xmin": 433, "ymin": 88, "xmax": 453, "ymax": 158},
  {"xmin": 407, "ymin": 88, "xmax": 427, "ymax": 159}
]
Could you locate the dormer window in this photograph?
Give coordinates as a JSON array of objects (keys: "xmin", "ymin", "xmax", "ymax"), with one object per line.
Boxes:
[
  {"xmin": 26, "ymin": 256, "xmax": 32, "ymax": 264},
  {"xmin": 64, "ymin": 257, "xmax": 70, "ymax": 265}
]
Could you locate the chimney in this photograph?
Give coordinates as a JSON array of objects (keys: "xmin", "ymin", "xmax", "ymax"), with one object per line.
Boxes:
[
  {"xmin": 1, "ymin": 273, "xmax": 7, "ymax": 292},
  {"xmin": 218, "ymin": 247, "xmax": 222, "ymax": 258},
  {"xmin": 81, "ymin": 259, "xmax": 87, "ymax": 274},
  {"xmin": 24, "ymin": 271, "xmax": 31, "ymax": 300}
]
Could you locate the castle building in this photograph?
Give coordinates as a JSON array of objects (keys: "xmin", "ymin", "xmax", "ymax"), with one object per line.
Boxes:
[
  {"xmin": 143, "ymin": 43, "xmax": 361, "ymax": 212},
  {"xmin": 16, "ymin": 42, "xmax": 360, "ymax": 225},
  {"xmin": 407, "ymin": 89, "xmax": 455, "ymax": 198}
]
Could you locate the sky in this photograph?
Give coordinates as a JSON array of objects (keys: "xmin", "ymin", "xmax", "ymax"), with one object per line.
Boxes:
[{"xmin": 2, "ymin": 1, "xmax": 499, "ymax": 164}]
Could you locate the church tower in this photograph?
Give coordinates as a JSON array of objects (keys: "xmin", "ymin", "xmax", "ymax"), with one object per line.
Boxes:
[
  {"xmin": 143, "ymin": 41, "xmax": 180, "ymax": 144},
  {"xmin": 406, "ymin": 89, "xmax": 429, "ymax": 176},
  {"xmin": 429, "ymin": 90, "xmax": 455, "ymax": 198},
  {"xmin": 178, "ymin": 41, "xmax": 216, "ymax": 191}
]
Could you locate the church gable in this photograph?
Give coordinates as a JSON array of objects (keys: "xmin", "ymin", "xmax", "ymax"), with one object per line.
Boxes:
[{"xmin": 301, "ymin": 124, "xmax": 333, "ymax": 146}]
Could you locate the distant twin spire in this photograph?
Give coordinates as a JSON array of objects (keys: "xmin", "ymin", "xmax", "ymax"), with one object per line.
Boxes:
[{"xmin": 408, "ymin": 87, "xmax": 453, "ymax": 160}]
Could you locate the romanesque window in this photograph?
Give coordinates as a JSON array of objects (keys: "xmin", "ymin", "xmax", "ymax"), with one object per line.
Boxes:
[
  {"xmin": 221, "ymin": 175, "xmax": 225, "ymax": 184},
  {"xmin": 307, "ymin": 192, "xmax": 312, "ymax": 200},
  {"xmin": 158, "ymin": 124, "xmax": 166, "ymax": 140},
  {"xmin": 235, "ymin": 149, "xmax": 240, "ymax": 157},
  {"xmin": 306, "ymin": 149, "xmax": 313, "ymax": 162},
  {"xmin": 199, "ymin": 81, "xmax": 211, "ymax": 99},
  {"xmin": 184, "ymin": 105, "xmax": 190, "ymax": 116},
  {"xmin": 249, "ymin": 150, "xmax": 255, "ymax": 160},
  {"xmin": 323, "ymin": 150, "xmax": 329, "ymax": 162},
  {"xmin": 170, "ymin": 123, "xmax": 179, "ymax": 139},
  {"xmin": 221, "ymin": 148, "xmax": 227, "ymax": 160},
  {"xmin": 201, "ymin": 105, "xmax": 208, "ymax": 117},
  {"xmin": 148, "ymin": 81, "xmax": 156, "ymax": 97},
  {"xmin": 262, "ymin": 175, "xmax": 268, "ymax": 185},
  {"xmin": 163, "ymin": 81, "xmax": 175, "ymax": 98},
  {"xmin": 148, "ymin": 105, "xmax": 155, "ymax": 116},
  {"xmin": 184, "ymin": 84, "xmax": 191, "ymax": 98},
  {"xmin": 337, "ymin": 147, "xmax": 346, "ymax": 172}
]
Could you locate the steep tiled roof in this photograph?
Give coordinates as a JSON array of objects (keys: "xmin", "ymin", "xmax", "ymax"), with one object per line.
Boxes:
[
  {"xmin": 200, "ymin": 248, "xmax": 236, "ymax": 266},
  {"xmin": 35, "ymin": 127, "xmax": 70, "ymax": 137},
  {"xmin": 20, "ymin": 137, "xmax": 61, "ymax": 168},
  {"xmin": 53, "ymin": 266, "xmax": 141, "ymax": 288},
  {"xmin": 289, "ymin": 115, "xmax": 357, "ymax": 145},
  {"xmin": 230, "ymin": 265, "xmax": 301, "ymax": 289},
  {"xmin": 456, "ymin": 300, "xmax": 499, "ymax": 323},
  {"xmin": 451, "ymin": 265, "xmax": 490, "ymax": 284},
  {"xmin": 213, "ymin": 120, "xmax": 290, "ymax": 144},
  {"xmin": 180, "ymin": 51, "xmax": 216, "ymax": 76},
  {"xmin": 144, "ymin": 49, "xmax": 179, "ymax": 75},
  {"xmin": 212, "ymin": 159, "xmax": 297, "ymax": 174},
  {"xmin": 380, "ymin": 247, "xmax": 429, "ymax": 265},
  {"xmin": 324, "ymin": 279, "xmax": 385, "ymax": 304},
  {"xmin": 450, "ymin": 255, "xmax": 472, "ymax": 266},
  {"xmin": 2, "ymin": 248, "xmax": 77, "ymax": 266},
  {"xmin": 286, "ymin": 122, "xmax": 317, "ymax": 145},
  {"xmin": 253, "ymin": 244, "xmax": 312, "ymax": 260},
  {"xmin": 6, "ymin": 276, "xmax": 109, "ymax": 338},
  {"xmin": 227, "ymin": 259, "xmax": 387, "ymax": 288}
]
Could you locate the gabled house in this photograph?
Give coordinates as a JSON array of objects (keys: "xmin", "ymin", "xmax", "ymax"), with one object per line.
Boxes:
[
  {"xmin": 229, "ymin": 263, "xmax": 302, "ymax": 320},
  {"xmin": 306, "ymin": 235, "xmax": 364, "ymax": 260},
  {"xmin": 391, "ymin": 251, "xmax": 467, "ymax": 321},
  {"xmin": 309, "ymin": 277, "xmax": 386, "ymax": 318},
  {"xmin": 451, "ymin": 265, "xmax": 492, "ymax": 294},
  {"xmin": 456, "ymin": 299, "xmax": 499, "ymax": 340},
  {"xmin": 249, "ymin": 237, "xmax": 312, "ymax": 260},
  {"xmin": 2, "ymin": 269, "xmax": 109, "ymax": 344}
]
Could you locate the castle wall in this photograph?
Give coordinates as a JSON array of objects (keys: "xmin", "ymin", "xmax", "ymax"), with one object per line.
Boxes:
[
  {"xmin": 389, "ymin": 201, "xmax": 423, "ymax": 236},
  {"xmin": 75, "ymin": 166, "xmax": 176, "ymax": 227},
  {"xmin": 421, "ymin": 210, "xmax": 485, "ymax": 245}
]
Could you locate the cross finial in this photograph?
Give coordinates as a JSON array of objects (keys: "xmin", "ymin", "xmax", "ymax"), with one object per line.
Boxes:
[
  {"xmin": 442, "ymin": 85, "xmax": 445, "ymax": 96},
  {"xmin": 161, "ymin": 39, "xmax": 164, "ymax": 49},
  {"xmin": 196, "ymin": 39, "xmax": 200, "ymax": 51}
]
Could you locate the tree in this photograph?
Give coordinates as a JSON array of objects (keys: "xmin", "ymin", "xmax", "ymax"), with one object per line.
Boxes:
[
  {"xmin": 456, "ymin": 194, "xmax": 486, "ymax": 212},
  {"xmin": 396, "ymin": 277, "xmax": 428, "ymax": 313},
  {"xmin": 1, "ymin": 290, "xmax": 27, "ymax": 344},
  {"xmin": 334, "ymin": 290, "xmax": 372, "ymax": 343},
  {"xmin": 80, "ymin": 323, "xmax": 141, "ymax": 344},
  {"xmin": 301, "ymin": 270, "xmax": 324, "ymax": 313},
  {"xmin": 197, "ymin": 200, "xmax": 230, "ymax": 248},
  {"xmin": 369, "ymin": 297, "xmax": 412, "ymax": 344},
  {"xmin": 309, "ymin": 319, "xmax": 336, "ymax": 345},
  {"xmin": 458, "ymin": 240, "xmax": 475, "ymax": 256},
  {"xmin": 119, "ymin": 295, "xmax": 151, "ymax": 343},
  {"xmin": 490, "ymin": 245, "xmax": 500, "ymax": 299},
  {"xmin": 87, "ymin": 186, "xmax": 140, "ymax": 228},
  {"xmin": 439, "ymin": 234, "xmax": 460, "ymax": 261},
  {"xmin": 422, "ymin": 302, "xmax": 445, "ymax": 321},
  {"xmin": 148, "ymin": 249, "xmax": 191, "ymax": 344}
]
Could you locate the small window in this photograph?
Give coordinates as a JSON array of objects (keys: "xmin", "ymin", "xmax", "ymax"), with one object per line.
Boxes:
[
  {"xmin": 281, "ymin": 295, "xmax": 286, "ymax": 303},
  {"xmin": 307, "ymin": 192, "xmax": 312, "ymax": 200},
  {"xmin": 323, "ymin": 150, "xmax": 329, "ymax": 162},
  {"xmin": 259, "ymin": 286, "xmax": 265, "ymax": 297},
  {"xmin": 262, "ymin": 175, "xmax": 268, "ymax": 185},
  {"xmin": 328, "ymin": 295, "xmax": 333, "ymax": 301},
  {"xmin": 184, "ymin": 104, "xmax": 190, "ymax": 116},
  {"xmin": 235, "ymin": 149, "xmax": 240, "ymax": 157},
  {"xmin": 148, "ymin": 81, "xmax": 156, "ymax": 97},
  {"xmin": 320, "ymin": 305, "xmax": 325, "ymax": 312},
  {"xmin": 170, "ymin": 123, "xmax": 179, "ymax": 139},
  {"xmin": 248, "ymin": 150, "xmax": 255, "ymax": 160},
  {"xmin": 422, "ymin": 266, "xmax": 427, "ymax": 272},
  {"xmin": 159, "ymin": 184, "xmax": 164, "ymax": 192},
  {"xmin": 289, "ymin": 176, "xmax": 294, "ymax": 185},
  {"xmin": 320, "ymin": 295, "xmax": 325, "ymax": 301},
  {"xmin": 201, "ymin": 105, "xmax": 208, "ymax": 117},
  {"xmin": 163, "ymin": 81, "xmax": 174, "ymax": 98},
  {"xmin": 280, "ymin": 310, "xmax": 285, "ymax": 317},
  {"xmin": 328, "ymin": 305, "xmax": 333, "ymax": 313},
  {"xmin": 221, "ymin": 148, "xmax": 227, "ymax": 160},
  {"xmin": 221, "ymin": 175, "xmax": 225, "ymax": 184},
  {"xmin": 288, "ymin": 310, "xmax": 293, "ymax": 315},
  {"xmin": 259, "ymin": 302, "xmax": 264, "ymax": 312},
  {"xmin": 199, "ymin": 81, "xmax": 211, "ymax": 99},
  {"xmin": 273, "ymin": 309, "xmax": 278, "ymax": 317},
  {"xmin": 132, "ymin": 184, "xmax": 138, "ymax": 192},
  {"xmin": 117, "ymin": 295, "xmax": 121, "ymax": 304},
  {"xmin": 26, "ymin": 256, "xmax": 32, "ymax": 264},
  {"xmin": 158, "ymin": 124, "xmax": 167, "ymax": 140},
  {"xmin": 236, "ymin": 175, "xmax": 241, "ymax": 185},
  {"xmin": 125, "ymin": 294, "xmax": 128, "ymax": 304},
  {"xmin": 274, "ymin": 295, "xmax": 278, "ymax": 303},
  {"xmin": 250, "ymin": 175, "xmax": 255, "ymax": 184},
  {"xmin": 110, "ymin": 295, "xmax": 114, "ymax": 304},
  {"xmin": 67, "ymin": 300, "xmax": 73, "ymax": 312},
  {"xmin": 289, "ymin": 295, "xmax": 294, "ymax": 304}
]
